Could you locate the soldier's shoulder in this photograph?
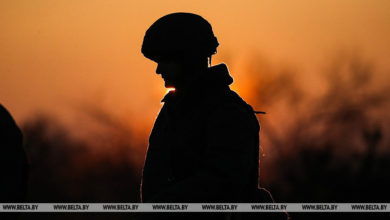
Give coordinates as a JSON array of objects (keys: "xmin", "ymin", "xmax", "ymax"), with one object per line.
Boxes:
[
  {"xmin": 204, "ymin": 90, "xmax": 254, "ymax": 121},
  {"xmin": 217, "ymin": 90, "xmax": 254, "ymax": 113}
]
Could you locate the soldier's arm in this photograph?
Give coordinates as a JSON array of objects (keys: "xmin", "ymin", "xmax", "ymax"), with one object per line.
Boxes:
[{"xmin": 148, "ymin": 103, "xmax": 258, "ymax": 202}]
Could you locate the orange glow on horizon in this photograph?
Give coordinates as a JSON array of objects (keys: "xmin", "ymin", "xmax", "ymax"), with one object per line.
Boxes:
[{"xmin": 1, "ymin": 1, "xmax": 389, "ymax": 189}]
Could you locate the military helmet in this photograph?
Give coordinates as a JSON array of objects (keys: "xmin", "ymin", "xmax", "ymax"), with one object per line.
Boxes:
[{"xmin": 141, "ymin": 12, "xmax": 219, "ymax": 62}]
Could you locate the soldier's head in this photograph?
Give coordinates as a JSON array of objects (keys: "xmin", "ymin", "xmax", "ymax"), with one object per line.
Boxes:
[{"xmin": 141, "ymin": 13, "xmax": 219, "ymax": 89}]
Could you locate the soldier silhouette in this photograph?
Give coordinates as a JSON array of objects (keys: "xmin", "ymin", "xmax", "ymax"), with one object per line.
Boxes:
[
  {"xmin": 140, "ymin": 12, "xmax": 286, "ymax": 220},
  {"xmin": 0, "ymin": 104, "xmax": 29, "ymax": 202}
]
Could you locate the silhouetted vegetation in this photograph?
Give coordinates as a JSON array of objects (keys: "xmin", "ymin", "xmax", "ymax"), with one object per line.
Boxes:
[
  {"xmin": 22, "ymin": 113, "xmax": 141, "ymax": 203},
  {"xmin": 249, "ymin": 53, "xmax": 390, "ymax": 219}
]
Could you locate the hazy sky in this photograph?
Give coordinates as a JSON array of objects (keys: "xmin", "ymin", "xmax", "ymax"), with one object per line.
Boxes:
[{"xmin": 1, "ymin": 0, "xmax": 389, "ymax": 130}]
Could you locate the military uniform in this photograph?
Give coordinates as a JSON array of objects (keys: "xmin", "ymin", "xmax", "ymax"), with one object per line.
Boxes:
[{"xmin": 141, "ymin": 64, "xmax": 260, "ymax": 203}]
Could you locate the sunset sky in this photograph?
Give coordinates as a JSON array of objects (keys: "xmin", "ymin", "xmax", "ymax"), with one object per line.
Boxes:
[{"xmin": 1, "ymin": 0, "xmax": 389, "ymax": 134}]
